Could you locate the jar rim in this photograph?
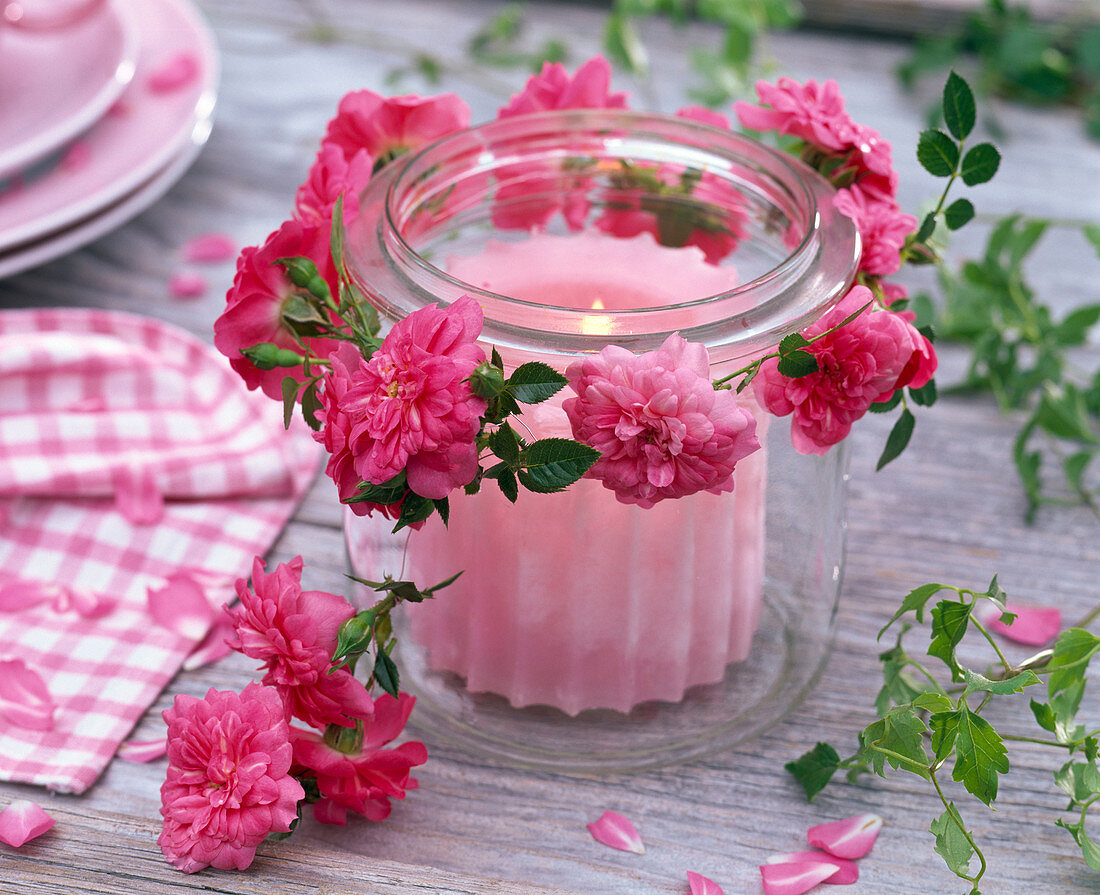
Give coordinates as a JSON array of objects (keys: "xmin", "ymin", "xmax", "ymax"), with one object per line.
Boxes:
[{"xmin": 346, "ymin": 109, "xmax": 860, "ymax": 362}]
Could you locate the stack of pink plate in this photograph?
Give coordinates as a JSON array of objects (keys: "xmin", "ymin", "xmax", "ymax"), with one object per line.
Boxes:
[{"xmin": 0, "ymin": 0, "xmax": 218, "ymax": 277}]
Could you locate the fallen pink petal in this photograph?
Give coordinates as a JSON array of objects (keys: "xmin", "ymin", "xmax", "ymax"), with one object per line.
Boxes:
[
  {"xmin": 64, "ymin": 588, "xmax": 116, "ymax": 620},
  {"xmin": 987, "ymin": 603, "xmax": 1062, "ymax": 646},
  {"xmin": 181, "ymin": 233, "xmax": 236, "ymax": 263},
  {"xmin": 806, "ymin": 813, "xmax": 883, "ymax": 860},
  {"xmin": 113, "ymin": 465, "xmax": 164, "ymax": 525},
  {"xmin": 169, "ymin": 271, "xmax": 207, "ymax": 299},
  {"xmin": 0, "ymin": 581, "xmax": 56, "ymax": 613},
  {"xmin": 0, "ymin": 659, "xmax": 56, "ymax": 731},
  {"xmin": 760, "ymin": 860, "xmax": 839, "ymax": 895},
  {"xmin": 147, "ymin": 52, "xmax": 200, "ymax": 93},
  {"xmin": 117, "ymin": 737, "xmax": 168, "ymax": 763},
  {"xmin": 765, "ymin": 851, "xmax": 859, "ymax": 885},
  {"xmin": 586, "ymin": 809, "xmax": 645, "ymax": 854},
  {"xmin": 147, "ymin": 573, "xmax": 217, "ymax": 641},
  {"xmin": 687, "ymin": 870, "xmax": 725, "ymax": 894},
  {"xmin": 182, "ymin": 615, "xmax": 236, "ymax": 671},
  {"xmin": 0, "ymin": 800, "xmax": 55, "ymax": 847}
]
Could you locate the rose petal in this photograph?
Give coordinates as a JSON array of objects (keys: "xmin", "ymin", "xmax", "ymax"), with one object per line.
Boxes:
[
  {"xmin": 586, "ymin": 809, "xmax": 645, "ymax": 854},
  {"xmin": 113, "ymin": 465, "xmax": 164, "ymax": 525},
  {"xmin": 760, "ymin": 861, "xmax": 839, "ymax": 895},
  {"xmin": 987, "ymin": 603, "xmax": 1062, "ymax": 646},
  {"xmin": 147, "ymin": 52, "xmax": 199, "ymax": 93},
  {"xmin": 687, "ymin": 870, "xmax": 725, "ymax": 894},
  {"xmin": 117, "ymin": 736, "xmax": 168, "ymax": 763},
  {"xmin": 182, "ymin": 614, "xmax": 236, "ymax": 671},
  {"xmin": 146, "ymin": 573, "xmax": 216, "ymax": 641},
  {"xmin": 169, "ymin": 271, "xmax": 207, "ymax": 299},
  {"xmin": 0, "ymin": 582, "xmax": 56, "ymax": 612},
  {"xmin": 806, "ymin": 813, "xmax": 883, "ymax": 859},
  {"xmin": 65, "ymin": 588, "xmax": 116, "ymax": 619},
  {"xmin": 0, "ymin": 800, "xmax": 55, "ymax": 847},
  {"xmin": 765, "ymin": 851, "xmax": 859, "ymax": 885},
  {"xmin": 0, "ymin": 659, "xmax": 56, "ymax": 731},
  {"xmin": 313, "ymin": 798, "xmax": 348, "ymax": 825},
  {"xmin": 181, "ymin": 233, "xmax": 236, "ymax": 263}
]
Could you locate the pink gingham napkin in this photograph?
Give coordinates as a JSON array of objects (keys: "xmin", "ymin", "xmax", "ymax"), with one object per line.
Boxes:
[{"xmin": 0, "ymin": 308, "xmax": 319, "ymax": 793}]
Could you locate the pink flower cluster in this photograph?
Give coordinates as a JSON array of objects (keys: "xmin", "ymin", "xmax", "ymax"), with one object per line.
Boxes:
[
  {"xmin": 564, "ymin": 334, "xmax": 761, "ymax": 507},
  {"xmin": 158, "ymin": 557, "xmax": 427, "ymax": 873},
  {"xmin": 316, "ymin": 296, "xmax": 488, "ymax": 503},
  {"xmin": 755, "ymin": 287, "xmax": 935, "ymax": 454},
  {"xmin": 734, "ymin": 77, "xmax": 915, "ymax": 276}
]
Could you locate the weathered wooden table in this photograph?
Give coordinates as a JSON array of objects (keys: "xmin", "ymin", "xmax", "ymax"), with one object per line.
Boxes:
[{"xmin": 2, "ymin": 1, "xmax": 1099, "ymax": 892}]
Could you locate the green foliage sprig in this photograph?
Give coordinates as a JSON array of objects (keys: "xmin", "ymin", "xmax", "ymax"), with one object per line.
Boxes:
[
  {"xmin": 787, "ymin": 577, "xmax": 1100, "ymax": 892},
  {"xmin": 897, "ymin": 0, "xmax": 1100, "ymax": 138},
  {"xmin": 923, "ymin": 217, "xmax": 1100, "ymax": 521}
]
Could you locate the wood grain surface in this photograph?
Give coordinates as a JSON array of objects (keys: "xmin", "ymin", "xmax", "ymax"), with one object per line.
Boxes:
[{"xmin": 1, "ymin": 1, "xmax": 1098, "ymax": 893}]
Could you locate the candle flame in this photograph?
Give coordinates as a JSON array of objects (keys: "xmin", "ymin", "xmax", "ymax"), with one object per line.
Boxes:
[{"xmin": 582, "ymin": 296, "xmax": 613, "ymax": 335}]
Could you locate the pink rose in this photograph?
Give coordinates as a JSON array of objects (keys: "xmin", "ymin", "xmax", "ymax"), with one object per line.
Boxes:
[
  {"xmin": 497, "ymin": 56, "xmax": 628, "ymax": 118},
  {"xmin": 564, "ymin": 333, "xmax": 761, "ymax": 507},
  {"xmin": 294, "ymin": 141, "xmax": 372, "ymax": 226},
  {"xmin": 494, "ymin": 56, "xmax": 629, "ymax": 232},
  {"xmin": 337, "ymin": 295, "xmax": 488, "ymax": 500},
  {"xmin": 214, "ymin": 218, "xmax": 343, "ymax": 399},
  {"xmin": 833, "ymin": 184, "xmax": 917, "ymax": 277},
  {"xmin": 227, "ymin": 556, "xmax": 374, "ymax": 729},
  {"xmin": 313, "ymin": 350, "xmax": 417, "ymax": 524},
  {"xmin": 158, "ymin": 683, "xmax": 303, "ymax": 873},
  {"xmin": 734, "ymin": 78, "xmax": 857, "ymax": 154},
  {"xmin": 755, "ymin": 286, "xmax": 937, "ymax": 455},
  {"xmin": 290, "ymin": 692, "xmax": 427, "ymax": 825},
  {"xmin": 323, "ymin": 90, "xmax": 470, "ymax": 170}
]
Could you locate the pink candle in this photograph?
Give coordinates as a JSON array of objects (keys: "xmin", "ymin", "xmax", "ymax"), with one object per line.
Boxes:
[{"xmin": 392, "ymin": 230, "xmax": 769, "ymax": 715}]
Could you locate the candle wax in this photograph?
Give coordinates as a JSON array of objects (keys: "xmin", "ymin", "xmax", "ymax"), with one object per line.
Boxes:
[{"xmin": 404, "ymin": 230, "xmax": 768, "ymax": 715}]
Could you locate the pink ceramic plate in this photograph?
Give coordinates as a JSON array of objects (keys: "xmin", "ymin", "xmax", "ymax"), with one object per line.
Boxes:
[
  {"xmin": 0, "ymin": 0, "xmax": 138, "ymax": 178},
  {"xmin": 0, "ymin": 124, "xmax": 207, "ymax": 278},
  {"xmin": 0, "ymin": 0, "xmax": 218, "ymax": 251}
]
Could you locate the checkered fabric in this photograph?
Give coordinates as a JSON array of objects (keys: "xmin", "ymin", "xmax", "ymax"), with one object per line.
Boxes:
[{"xmin": 0, "ymin": 308, "xmax": 320, "ymax": 793}]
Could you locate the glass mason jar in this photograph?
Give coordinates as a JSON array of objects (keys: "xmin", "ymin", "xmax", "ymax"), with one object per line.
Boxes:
[{"xmin": 343, "ymin": 110, "xmax": 859, "ymax": 772}]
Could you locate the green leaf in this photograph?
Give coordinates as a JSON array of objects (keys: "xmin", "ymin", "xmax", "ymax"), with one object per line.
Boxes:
[
  {"xmin": 604, "ymin": 11, "xmax": 648, "ymax": 74},
  {"xmin": 1034, "ymin": 385, "xmax": 1098, "ymax": 443},
  {"xmin": 280, "ymin": 376, "xmax": 299, "ymax": 430},
  {"xmin": 928, "ymin": 599, "xmax": 972, "ymax": 681},
  {"xmin": 1056, "ymin": 818, "xmax": 1100, "ymax": 872},
  {"xmin": 913, "ymin": 691, "xmax": 954, "ymax": 714},
  {"xmin": 1054, "ymin": 759, "xmax": 1100, "ymax": 803},
  {"xmin": 869, "ymin": 391, "xmax": 903, "ymax": 413},
  {"xmin": 1055, "ymin": 304, "xmax": 1100, "ymax": 347},
  {"xmin": 876, "ymin": 408, "xmax": 915, "ymax": 471},
  {"xmin": 347, "ymin": 471, "xmax": 407, "ymax": 507},
  {"xmin": 301, "ymin": 381, "xmax": 323, "ymax": 431},
  {"xmin": 784, "ymin": 742, "xmax": 840, "ymax": 801},
  {"xmin": 951, "ymin": 705, "xmax": 1009, "ymax": 805},
  {"xmin": 496, "ymin": 467, "xmax": 519, "ymax": 503},
  {"xmin": 779, "ymin": 333, "xmax": 811, "ymax": 353},
  {"xmin": 433, "ymin": 497, "xmax": 450, "ymax": 527},
  {"xmin": 963, "ymin": 668, "xmax": 1040, "ymax": 696},
  {"xmin": 930, "ymin": 804, "xmax": 975, "ymax": 878},
  {"xmin": 930, "ymin": 710, "xmax": 960, "ymax": 764},
  {"xmin": 392, "ymin": 492, "xmax": 436, "ymax": 532},
  {"xmin": 916, "ymin": 211, "xmax": 937, "ymax": 243},
  {"xmin": 517, "ymin": 438, "xmax": 600, "ymax": 493},
  {"xmin": 944, "ymin": 198, "xmax": 975, "ymax": 231},
  {"xmin": 942, "ymin": 71, "xmax": 976, "ymax": 141},
  {"xmin": 488, "ymin": 423, "xmax": 521, "ymax": 464},
  {"xmin": 909, "ymin": 379, "xmax": 938, "ymax": 407},
  {"xmin": 1047, "ymin": 628, "xmax": 1100, "ymax": 700},
  {"xmin": 859, "ymin": 705, "xmax": 931, "ymax": 779},
  {"xmin": 776, "ymin": 350, "xmax": 818, "ymax": 378},
  {"xmin": 506, "ymin": 362, "xmax": 569, "ymax": 404},
  {"xmin": 917, "ymin": 129, "xmax": 959, "ymax": 177},
  {"xmin": 875, "ymin": 647, "xmax": 925, "ymax": 714},
  {"xmin": 1030, "ymin": 698, "xmax": 1058, "ymax": 734},
  {"xmin": 373, "ymin": 649, "xmax": 400, "ymax": 698},
  {"xmin": 1084, "ymin": 224, "xmax": 1100, "ymax": 259},
  {"xmin": 1064, "ymin": 451, "xmax": 1093, "ymax": 495},
  {"xmin": 960, "ymin": 143, "xmax": 1001, "ymax": 186},
  {"xmin": 879, "ymin": 582, "xmax": 949, "ymax": 637}
]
